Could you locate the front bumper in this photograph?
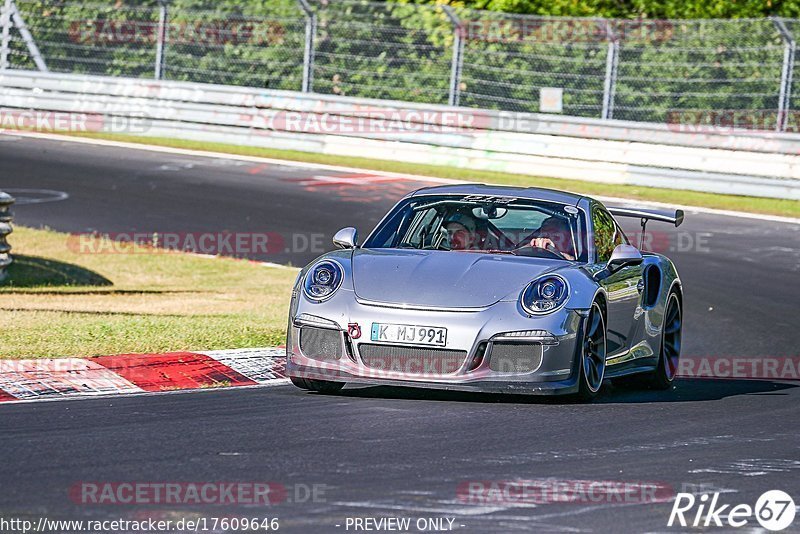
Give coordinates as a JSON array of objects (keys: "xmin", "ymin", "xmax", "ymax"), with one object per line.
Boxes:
[
  {"xmin": 287, "ymin": 291, "xmax": 585, "ymax": 396},
  {"xmin": 288, "ymin": 366, "xmax": 581, "ymax": 396}
]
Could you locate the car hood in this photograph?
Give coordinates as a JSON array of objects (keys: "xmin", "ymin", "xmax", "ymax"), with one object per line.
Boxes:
[{"xmin": 351, "ymin": 248, "xmax": 563, "ymax": 308}]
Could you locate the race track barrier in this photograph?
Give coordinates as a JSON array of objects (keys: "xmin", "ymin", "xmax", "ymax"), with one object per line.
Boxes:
[
  {"xmin": 0, "ymin": 191, "xmax": 13, "ymax": 282},
  {"xmin": 1, "ymin": 70, "xmax": 800, "ymax": 200}
]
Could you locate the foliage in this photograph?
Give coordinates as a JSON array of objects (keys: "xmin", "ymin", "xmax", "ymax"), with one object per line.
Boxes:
[
  {"xmin": 436, "ymin": 0, "xmax": 800, "ymax": 19},
  {"xmin": 8, "ymin": 0, "xmax": 798, "ymax": 122}
]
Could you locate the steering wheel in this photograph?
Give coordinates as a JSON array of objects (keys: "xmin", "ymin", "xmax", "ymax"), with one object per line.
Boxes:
[{"xmin": 514, "ymin": 241, "xmax": 568, "ymax": 260}]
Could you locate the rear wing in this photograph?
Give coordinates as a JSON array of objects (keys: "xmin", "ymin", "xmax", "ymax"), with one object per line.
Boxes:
[
  {"xmin": 608, "ymin": 207, "xmax": 685, "ymax": 250},
  {"xmin": 608, "ymin": 207, "xmax": 684, "ymax": 228}
]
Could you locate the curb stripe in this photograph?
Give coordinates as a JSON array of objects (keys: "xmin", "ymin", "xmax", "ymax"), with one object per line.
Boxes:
[
  {"xmin": 93, "ymin": 352, "xmax": 258, "ymax": 392},
  {"xmin": 0, "ymin": 358, "xmax": 143, "ymax": 400},
  {"xmin": 198, "ymin": 348, "xmax": 286, "ymax": 383},
  {"xmin": 0, "ymin": 389, "xmax": 18, "ymax": 402},
  {"xmin": 0, "ymin": 348, "xmax": 286, "ymax": 403}
]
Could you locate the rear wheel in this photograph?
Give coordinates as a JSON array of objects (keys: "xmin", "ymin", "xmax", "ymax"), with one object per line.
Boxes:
[
  {"xmin": 290, "ymin": 376, "xmax": 345, "ymax": 394},
  {"xmin": 647, "ymin": 292, "xmax": 682, "ymax": 389},
  {"xmin": 575, "ymin": 301, "xmax": 607, "ymax": 402}
]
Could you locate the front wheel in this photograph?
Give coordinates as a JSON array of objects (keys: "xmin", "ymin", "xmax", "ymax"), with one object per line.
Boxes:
[
  {"xmin": 290, "ymin": 376, "xmax": 345, "ymax": 394},
  {"xmin": 574, "ymin": 301, "xmax": 607, "ymax": 402}
]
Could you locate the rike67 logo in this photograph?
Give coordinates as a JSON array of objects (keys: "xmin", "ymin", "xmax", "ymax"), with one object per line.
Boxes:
[{"xmin": 669, "ymin": 490, "xmax": 796, "ymax": 531}]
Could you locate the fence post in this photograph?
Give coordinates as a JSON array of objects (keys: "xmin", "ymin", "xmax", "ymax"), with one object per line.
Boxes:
[
  {"xmin": 601, "ymin": 21, "xmax": 619, "ymax": 120},
  {"xmin": 297, "ymin": 0, "xmax": 316, "ymax": 93},
  {"xmin": 0, "ymin": 0, "xmax": 11, "ymax": 70},
  {"xmin": 154, "ymin": 0, "xmax": 168, "ymax": 80},
  {"xmin": 442, "ymin": 6, "xmax": 463, "ymax": 107},
  {"xmin": 773, "ymin": 17, "xmax": 795, "ymax": 133},
  {"xmin": 9, "ymin": 1, "xmax": 47, "ymax": 71}
]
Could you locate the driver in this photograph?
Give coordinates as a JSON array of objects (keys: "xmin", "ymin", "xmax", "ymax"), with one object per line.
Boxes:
[
  {"xmin": 526, "ymin": 216, "xmax": 576, "ymax": 260},
  {"xmin": 443, "ymin": 212, "xmax": 479, "ymax": 250}
]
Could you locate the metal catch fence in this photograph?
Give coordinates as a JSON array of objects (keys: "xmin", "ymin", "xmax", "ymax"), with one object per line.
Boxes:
[{"xmin": 1, "ymin": 0, "xmax": 799, "ymax": 131}]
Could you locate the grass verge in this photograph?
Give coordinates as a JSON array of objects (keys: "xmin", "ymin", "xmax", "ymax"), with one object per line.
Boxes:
[
  {"xmin": 0, "ymin": 226, "xmax": 297, "ymax": 359},
  {"xmin": 66, "ymin": 131, "xmax": 800, "ymax": 219}
]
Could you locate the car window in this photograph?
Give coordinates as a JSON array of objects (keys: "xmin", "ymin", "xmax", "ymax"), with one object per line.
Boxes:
[
  {"xmin": 489, "ymin": 209, "xmax": 549, "ymax": 236},
  {"xmin": 364, "ymin": 195, "xmax": 588, "ymax": 262},
  {"xmin": 592, "ymin": 205, "xmax": 616, "ymax": 263},
  {"xmin": 403, "ymin": 206, "xmax": 441, "ymax": 248},
  {"xmin": 614, "ymin": 222, "xmax": 629, "ymax": 247}
]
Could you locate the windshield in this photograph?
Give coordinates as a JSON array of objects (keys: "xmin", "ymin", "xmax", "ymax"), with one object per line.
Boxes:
[{"xmin": 364, "ymin": 194, "xmax": 588, "ymax": 262}]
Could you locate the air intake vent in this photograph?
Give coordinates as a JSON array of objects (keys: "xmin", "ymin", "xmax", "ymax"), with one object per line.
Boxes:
[
  {"xmin": 489, "ymin": 342, "xmax": 543, "ymax": 373},
  {"xmin": 300, "ymin": 326, "xmax": 343, "ymax": 361},
  {"xmin": 644, "ymin": 265, "xmax": 661, "ymax": 309},
  {"xmin": 358, "ymin": 344, "xmax": 467, "ymax": 375}
]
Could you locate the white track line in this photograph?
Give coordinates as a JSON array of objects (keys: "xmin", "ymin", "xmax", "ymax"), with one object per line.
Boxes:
[
  {"xmin": 9, "ymin": 130, "xmax": 797, "ymax": 225},
  {"xmin": 0, "ymin": 381, "xmax": 290, "ymax": 406}
]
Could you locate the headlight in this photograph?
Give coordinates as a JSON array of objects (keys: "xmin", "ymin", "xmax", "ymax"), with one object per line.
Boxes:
[
  {"xmin": 303, "ymin": 260, "xmax": 344, "ymax": 301},
  {"xmin": 521, "ymin": 275, "xmax": 569, "ymax": 315}
]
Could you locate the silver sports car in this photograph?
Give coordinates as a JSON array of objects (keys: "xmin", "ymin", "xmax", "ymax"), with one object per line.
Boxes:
[{"xmin": 286, "ymin": 184, "xmax": 684, "ymax": 401}]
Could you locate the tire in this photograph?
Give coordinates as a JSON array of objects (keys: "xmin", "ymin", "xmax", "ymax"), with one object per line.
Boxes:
[
  {"xmin": 290, "ymin": 376, "xmax": 312, "ymax": 390},
  {"xmin": 290, "ymin": 376, "xmax": 345, "ymax": 394},
  {"xmin": 647, "ymin": 291, "xmax": 682, "ymax": 390},
  {"xmin": 574, "ymin": 301, "xmax": 607, "ymax": 402}
]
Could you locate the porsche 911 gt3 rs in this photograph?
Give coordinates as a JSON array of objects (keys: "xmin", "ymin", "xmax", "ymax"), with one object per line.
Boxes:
[{"xmin": 287, "ymin": 184, "xmax": 684, "ymax": 401}]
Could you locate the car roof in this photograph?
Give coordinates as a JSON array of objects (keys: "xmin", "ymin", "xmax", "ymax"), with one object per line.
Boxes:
[{"xmin": 408, "ymin": 183, "xmax": 587, "ymax": 206}]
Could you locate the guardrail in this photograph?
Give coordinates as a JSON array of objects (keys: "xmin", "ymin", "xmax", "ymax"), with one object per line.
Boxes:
[
  {"xmin": 1, "ymin": 70, "xmax": 800, "ymax": 200},
  {"xmin": 0, "ymin": 191, "xmax": 14, "ymax": 282}
]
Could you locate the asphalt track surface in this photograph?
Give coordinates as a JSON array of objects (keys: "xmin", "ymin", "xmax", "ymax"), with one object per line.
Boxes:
[{"xmin": 1, "ymin": 134, "xmax": 800, "ymax": 533}]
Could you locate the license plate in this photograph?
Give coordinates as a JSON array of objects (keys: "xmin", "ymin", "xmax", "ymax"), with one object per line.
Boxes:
[{"xmin": 370, "ymin": 323, "xmax": 447, "ymax": 347}]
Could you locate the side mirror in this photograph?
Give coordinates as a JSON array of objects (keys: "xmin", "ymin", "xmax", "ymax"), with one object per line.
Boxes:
[
  {"xmin": 607, "ymin": 244, "xmax": 643, "ymax": 270},
  {"xmin": 333, "ymin": 227, "xmax": 358, "ymax": 249}
]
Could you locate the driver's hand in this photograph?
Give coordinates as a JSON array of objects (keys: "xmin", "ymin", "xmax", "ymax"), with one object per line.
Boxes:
[{"xmin": 530, "ymin": 237, "xmax": 556, "ymax": 251}]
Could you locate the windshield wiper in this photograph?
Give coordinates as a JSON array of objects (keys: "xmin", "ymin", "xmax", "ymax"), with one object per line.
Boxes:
[{"xmin": 451, "ymin": 249, "xmax": 517, "ymax": 255}]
